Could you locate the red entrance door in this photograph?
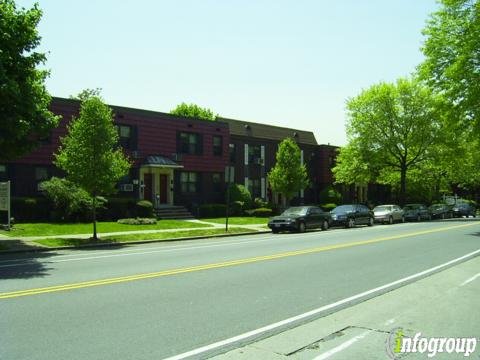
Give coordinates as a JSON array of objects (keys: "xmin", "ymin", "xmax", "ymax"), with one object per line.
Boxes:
[
  {"xmin": 143, "ymin": 174, "xmax": 153, "ymax": 202},
  {"xmin": 159, "ymin": 174, "xmax": 168, "ymax": 204}
]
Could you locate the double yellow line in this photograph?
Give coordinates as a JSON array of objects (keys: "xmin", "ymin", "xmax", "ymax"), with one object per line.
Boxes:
[{"xmin": 1, "ymin": 222, "xmax": 478, "ymax": 300}]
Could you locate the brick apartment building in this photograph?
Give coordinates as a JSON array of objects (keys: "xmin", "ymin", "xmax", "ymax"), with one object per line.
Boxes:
[{"xmin": 0, "ymin": 97, "xmax": 359, "ymax": 211}]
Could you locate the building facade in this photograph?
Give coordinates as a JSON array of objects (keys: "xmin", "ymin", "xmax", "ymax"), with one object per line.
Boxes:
[{"xmin": 2, "ymin": 97, "xmax": 355, "ymax": 210}]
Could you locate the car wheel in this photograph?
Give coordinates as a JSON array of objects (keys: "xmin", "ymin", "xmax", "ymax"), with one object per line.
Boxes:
[
  {"xmin": 272, "ymin": 229, "xmax": 279, "ymax": 234},
  {"xmin": 321, "ymin": 220, "xmax": 329, "ymax": 231},
  {"xmin": 298, "ymin": 222, "xmax": 306, "ymax": 233},
  {"xmin": 388, "ymin": 216, "xmax": 393, "ymax": 225},
  {"xmin": 346, "ymin": 218, "xmax": 355, "ymax": 228},
  {"xmin": 368, "ymin": 217, "xmax": 374, "ymax": 226},
  {"xmin": 417, "ymin": 214, "xmax": 421, "ymax": 222}
]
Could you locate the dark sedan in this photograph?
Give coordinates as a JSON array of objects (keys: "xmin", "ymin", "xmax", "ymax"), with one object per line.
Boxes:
[
  {"xmin": 330, "ymin": 204, "xmax": 374, "ymax": 228},
  {"xmin": 268, "ymin": 206, "xmax": 331, "ymax": 233},
  {"xmin": 429, "ymin": 204, "xmax": 452, "ymax": 219},
  {"xmin": 452, "ymin": 203, "xmax": 476, "ymax": 218},
  {"xmin": 403, "ymin": 204, "xmax": 431, "ymax": 221}
]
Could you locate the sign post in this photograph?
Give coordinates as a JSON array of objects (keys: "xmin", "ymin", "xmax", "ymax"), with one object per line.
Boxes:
[
  {"xmin": 0, "ymin": 181, "xmax": 11, "ymax": 230},
  {"xmin": 225, "ymin": 167, "xmax": 230, "ymax": 232}
]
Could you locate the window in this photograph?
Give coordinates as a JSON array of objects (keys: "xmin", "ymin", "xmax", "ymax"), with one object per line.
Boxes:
[
  {"xmin": 180, "ymin": 172, "xmax": 198, "ymax": 193},
  {"xmin": 248, "ymin": 145, "xmax": 261, "ymax": 164},
  {"xmin": 213, "ymin": 136, "xmax": 222, "ymax": 156},
  {"xmin": 116, "ymin": 124, "xmax": 136, "ymax": 150},
  {"xmin": 229, "ymin": 144, "xmax": 236, "ymax": 163},
  {"xmin": 35, "ymin": 167, "xmax": 48, "ymax": 181},
  {"xmin": 248, "ymin": 178, "xmax": 261, "ymax": 198},
  {"xmin": 212, "ymin": 173, "xmax": 222, "ymax": 192},
  {"xmin": 178, "ymin": 132, "xmax": 202, "ymax": 155}
]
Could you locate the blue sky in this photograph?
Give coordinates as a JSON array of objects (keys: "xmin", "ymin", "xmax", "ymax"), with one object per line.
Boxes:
[{"xmin": 19, "ymin": 0, "xmax": 439, "ymax": 145}]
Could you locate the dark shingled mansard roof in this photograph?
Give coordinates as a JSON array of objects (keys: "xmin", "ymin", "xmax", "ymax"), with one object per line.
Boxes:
[{"xmin": 219, "ymin": 117, "xmax": 318, "ymax": 145}]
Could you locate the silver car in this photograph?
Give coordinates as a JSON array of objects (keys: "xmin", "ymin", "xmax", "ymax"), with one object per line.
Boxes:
[{"xmin": 373, "ymin": 204, "xmax": 404, "ymax": 224}]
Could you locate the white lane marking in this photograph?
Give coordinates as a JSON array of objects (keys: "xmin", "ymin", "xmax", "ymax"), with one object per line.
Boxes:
[
  {"xmin": 384, "ymin": 318, "xmax": 395, "ymax": 325},
  {"xmin": 460, "ymin": 272, "xmax": 480, "ymax": 286},
  {"xmin": 312, "ymin": 330, "xmax": 372, "ymax": 360},
  {"xmin": 0, "ymin": 229, "xmax": 338, "ymax": 267},
  {"xmin": 161, "ymin": 248, "xmax": 480, "ymax": 360},
  {"xmin": 0, "ymin": 237, "xmax": 279, "ymax": 268}
]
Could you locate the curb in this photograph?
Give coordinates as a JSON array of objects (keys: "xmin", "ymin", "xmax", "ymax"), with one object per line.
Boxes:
[{"xmin": 0, "ymin": 230, "xmax": 272, "ymax": 255}]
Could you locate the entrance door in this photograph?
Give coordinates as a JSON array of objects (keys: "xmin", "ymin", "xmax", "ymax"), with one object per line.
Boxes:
[
  {"xmin": 159, "ymin": 174, "xmax": 168, "ymax": 204},
  {"xmin": 144, "ymin": 174, "xmax": 153, "ymax": 202}
]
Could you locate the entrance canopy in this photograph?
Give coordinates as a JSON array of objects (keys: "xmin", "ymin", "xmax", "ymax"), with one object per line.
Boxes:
[{"xmin": 142, "ymin": 155, "xmax": 183, "ymax": 169}]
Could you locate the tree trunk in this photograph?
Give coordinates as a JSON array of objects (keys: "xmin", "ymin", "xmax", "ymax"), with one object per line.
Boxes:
[
  {"xmin": 92, "ymin": 195, "xmax": 97, "ymax": 241},
  {"xmin": 400, "ymin": 165, "xmax": 407, "ymax": 207}
]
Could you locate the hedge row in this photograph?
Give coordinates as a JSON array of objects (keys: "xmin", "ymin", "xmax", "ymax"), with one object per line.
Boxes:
[{"xmin": 8, "ymin": 197, "xmax": 154, "ymax": 222}]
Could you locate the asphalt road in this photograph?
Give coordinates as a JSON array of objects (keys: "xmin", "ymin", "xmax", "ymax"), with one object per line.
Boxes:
[{"xmin": 1, "ymin": 218, "xmax": 479, "ymax": 360}]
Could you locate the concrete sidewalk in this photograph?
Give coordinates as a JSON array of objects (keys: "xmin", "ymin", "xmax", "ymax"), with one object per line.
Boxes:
[{"xmin": 213, "ymin": 255, "xmax": 480, "ymax": 359}]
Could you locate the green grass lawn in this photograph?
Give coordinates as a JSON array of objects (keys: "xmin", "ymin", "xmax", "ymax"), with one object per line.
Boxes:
[
  {"xmin": 33, "ymin": 227, "xmax": 256, "ymax": 247},
  {"xmin": 200, "ymin": 217, "xmax": 269, "ymax": 225},
  {"xmin": 0, "ymin": 220, "xmax": 211, "ymax": 237}
]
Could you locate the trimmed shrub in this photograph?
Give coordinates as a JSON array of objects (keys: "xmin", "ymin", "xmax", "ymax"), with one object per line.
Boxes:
[
  {"xmin": 320, "ymin": 203, "xmax": 337, "ymax": 212},
  {"xmin": 41, "ymin": 177, "xmax": 98, "ymax": 222},
  {"xmin": 227, "ymin": 184, "xmax": 252, "ymax": 209},
  {"xmin": 136, "ymin": 200, "xmax": 154, "ymax": 218},
  {"xmin": 253, "ymin": 197, "xmax": 269, "ymax": 209},
  {"xmin": 318, "ymin": 186, "xmax": 342, "ymax": 205},
  {"xmin": 230, "ymin": 201, "xmax": 245, "ymax": 216},
  {"xmin": 11, "ymin": 197, "xmax": 51, "ymax": 222},
  {"xmin": 250, "ymin": 207, "xmax": 273, "ymax": 217},
  {"xmin": 117, "ymin": 218, "xmax": 157, "ymax": 225},
  {"xmin": 104, "ymin": 197, "xmax": 136, "ymax": 220},
  {"xmin": 199, "ymin": 203, "xmax": 227, "ymax": 218}
]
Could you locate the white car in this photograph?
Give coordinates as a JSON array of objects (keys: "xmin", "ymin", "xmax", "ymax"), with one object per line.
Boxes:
[{"xmin": 373, "ymin": 205, "xmax": 404, "ymax": 224}]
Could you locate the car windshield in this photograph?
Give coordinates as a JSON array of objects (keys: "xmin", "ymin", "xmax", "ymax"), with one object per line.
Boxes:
[
  {"xmin": 374, "ymin": 206, "xmax": 391, "ymax": 212},
  {"xmin": 281, "ymin": 207, "xmax": 308, "ymax": 216},
  {"xmin": 331, "ymin": 205, "xmax": 355, "ymax": 213},
  {"xmin": 404, "ymin": 205, "xmax": 420, "ymax": 210}
]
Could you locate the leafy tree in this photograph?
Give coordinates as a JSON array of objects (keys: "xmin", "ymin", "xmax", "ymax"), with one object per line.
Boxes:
[
  {"xmin": 0, "ymin": 0, "xmax": 59, "ymax": 161},
  {"xmin": 170, "ymin": 102, "xmax": 217, "ymax": 121},
  {"xmin": 55, "ymin": 93, "xmax": 130, "ymax": 239},
  {"xmin": 420, "ymin": 0, "xmax": 480, "ymax": 134},
  {"xmin": 268, "ymin": 138, "xmax": 309, "ymax": 205},
  {"xmin": 333, "ymin": 78, "xmax": 444, "ymax": 205}
]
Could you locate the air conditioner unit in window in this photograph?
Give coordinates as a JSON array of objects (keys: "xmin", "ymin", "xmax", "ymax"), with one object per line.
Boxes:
[{"xmin": 119, "ymin": 184, "xmax": 134, "ymax": 192}]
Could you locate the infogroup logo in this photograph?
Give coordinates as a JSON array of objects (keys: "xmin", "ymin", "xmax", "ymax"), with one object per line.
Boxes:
[{"xmin": 386, "ymin": 327, "xmax": 478, "ymax": 359}]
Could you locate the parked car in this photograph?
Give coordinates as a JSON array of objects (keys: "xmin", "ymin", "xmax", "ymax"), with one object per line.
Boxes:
[
  {"xmin": 451, "ymin": 203, "xmax": 476, "ymax": 218},
  {"xmin": 428, "ymin": 204, "xmax": 452, "ymax": 219},
  {"xmin": 268, "ymin": 206, "xmax": 332, "ymax": 233},
  {"xmin": 330, "ymin": 204, "xmax": 374, "ymax": 228},
  {"xmin": 403, "ymin": 204, "xmax": 431, "ymax": 221},
  {"xmin": 373, "ymin": 205, "xmax": 404, "ymax": 224}
]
